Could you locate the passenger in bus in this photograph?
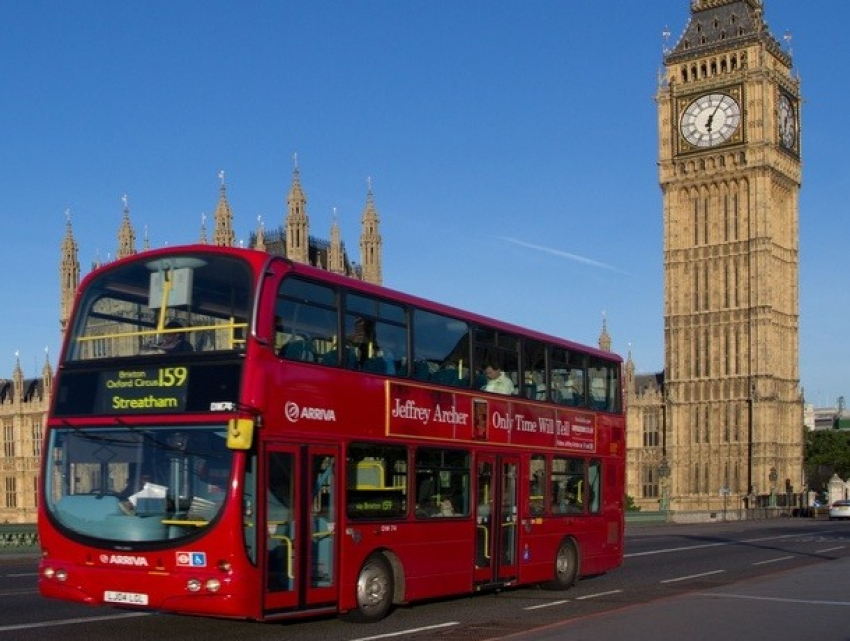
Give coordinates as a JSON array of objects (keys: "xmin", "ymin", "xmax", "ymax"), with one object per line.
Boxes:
[
  {"xmin": 432, "ymin": 359, "xmax": 462, "ymax": 386},
  {"xmin": 351, "ymin": 318, "xmax": 375, "ymax": 365},
  {"xmin": 552, "ymin": 482, "xmax": 568, "ymax": 514},
  {"xmin": 550, "ymin": 373, "xmax": 566, "ymax": 403},
  {"xmin": 482, "ymin": 361, "xmax": 515, "ymax": 395},
  {"xmin": 280, "ymin": 333, "xmax": 314, "ymax": 361},
  {"xmin": 439, "ymin": 497, "xmax": 455, "ymax": 516},
  {"xmin": 369, "ymin": 342, "xmax": 397, "ymax": 375},
  {"xmin": 525, "ymin": 371, "xmax": 547, "ymax": 400},
  {"xmin": 160, "ymin": 320, "xmax": 193, "ymax": 353},
  {"xmin": 416, "ymin": 476, "xmax": 448, "ymax": 517},
  {"xmin": 554, "ymin": 478, "xmax": 583, "ymax": 513}
]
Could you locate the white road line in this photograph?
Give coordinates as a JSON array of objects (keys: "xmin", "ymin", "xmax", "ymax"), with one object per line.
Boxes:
[
  {"xmin": 350, "ymin": 622, "xmax": 460, "ymax": 641},
  {"xmin": 702, "ymin": 593, "xmax": 850, "ymax": 607},
  {"xmin": 626, "ymin": 531, "xmax": 825, "ymax": 558},
  {"xmin": 524, "ymin": 599, "xmax": 569, "ymax": 611},
  {"xmin": 575, "ymin": 589, "xmax": 623, "ymax": 600},
  {"xmin": 627, "ymin": 541, "xmax": 730, "ymax": 557},
  {"xmin": 0, "ymin": 611, "xmax": 151, "ymax": 632},
  {"xmin": 815, "ymin": 546, "xmax": 845, "ymax": 553},
  {"xmin": 660, "ymin": 569, "xmax": 725, "ymax": 584},
  {"xmin": 752, "ymin": 555, "xmax": 794, "ymax": 566}
]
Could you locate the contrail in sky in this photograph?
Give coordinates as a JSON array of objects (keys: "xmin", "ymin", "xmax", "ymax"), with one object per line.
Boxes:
[{"xmin": 500, "ymin": 236, "xmax": 624, "ymax": 273}]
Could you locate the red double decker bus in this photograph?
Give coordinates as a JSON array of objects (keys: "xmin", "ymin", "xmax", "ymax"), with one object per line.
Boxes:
[{"xmin": 39, "ymin": 244, "xmax": 625, "ymax": 622}]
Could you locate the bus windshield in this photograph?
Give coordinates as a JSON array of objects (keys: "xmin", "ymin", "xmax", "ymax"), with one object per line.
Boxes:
[
  {"xmin": 65, "ymin": 252, "xmax": 253, "ymax": 361},
  {"xmin": 44, "ymin": 425, "xmax": 232, "ymax": 543}
]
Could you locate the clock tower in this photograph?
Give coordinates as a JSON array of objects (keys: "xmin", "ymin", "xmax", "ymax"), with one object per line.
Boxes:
[{"xmin": 656, "ymin": 0, "xmax": 803, "ymax": 511}]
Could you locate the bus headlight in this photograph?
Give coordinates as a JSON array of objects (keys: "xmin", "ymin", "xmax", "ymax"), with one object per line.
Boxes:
[
  {"xmin": 42, "ymin": 566, "xmax": 68, "ymax": 582},
  {"xmin": 186, "ymin": 579, "xmax": 202, "ymax": 593},
  {"xmin": 205, "ymin": 578, "xmax": 221, "ymax": 593}
]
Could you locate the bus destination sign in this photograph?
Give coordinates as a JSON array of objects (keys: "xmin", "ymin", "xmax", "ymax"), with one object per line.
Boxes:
[{"xmin": 96, "ymin": 367, "xmax": 189, "ymax": 414}]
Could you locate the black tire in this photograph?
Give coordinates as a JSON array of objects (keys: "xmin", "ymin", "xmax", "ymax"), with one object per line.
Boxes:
[
  {"xmin": 544, "ymin": 539, "xmax": 579, "ymax": 590},
  {"xmin": 343, "ymin": 553, "xmax": 394, "ymax": 623}
]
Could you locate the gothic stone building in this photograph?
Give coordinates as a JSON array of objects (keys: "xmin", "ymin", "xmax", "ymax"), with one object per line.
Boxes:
[
  {"xmin": 627, "ymin": 0, "xmax": 804, "ymax": 512},
  {"xmin": 0, "ymin": 360, "xmax": 51, "ymax": 524},
  {"xmin": 0, "ymin": 164, "xmax": 383, "ymax": 524}
]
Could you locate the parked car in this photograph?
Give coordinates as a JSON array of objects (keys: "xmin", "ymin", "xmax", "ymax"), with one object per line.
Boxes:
[{"xmin": 828, "ymin": 499, "xmax": 850, "ymax": 520}]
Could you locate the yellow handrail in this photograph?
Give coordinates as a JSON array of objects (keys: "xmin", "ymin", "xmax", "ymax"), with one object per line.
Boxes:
[
  {"xmin": 75, "ymin": 321, "xmax": 249, "ymax": 344},
  {"xmin": 477, "ymin": 524, "xmax": 490, "ymax": 560},
  {"xmin": 270, "ymin": 534, "xmax": 294, "ymax": 579},
  {"xmin": 156, "ymin": 271, "xmax": 174, "ymax": 333},
  {"xmin": 161, "ymin": 519, "xmax": 208, "ymax": 527}
]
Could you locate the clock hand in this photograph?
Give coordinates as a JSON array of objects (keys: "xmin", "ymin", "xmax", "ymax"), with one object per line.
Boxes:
[{"xmin": 705, "ymin": 98, "xmax": 724, "ymax": 141}]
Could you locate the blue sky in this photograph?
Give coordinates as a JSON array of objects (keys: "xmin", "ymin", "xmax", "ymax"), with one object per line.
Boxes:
[{"xmin": 1, "ymin": 1, "xmax": 847, "ymax": 408}]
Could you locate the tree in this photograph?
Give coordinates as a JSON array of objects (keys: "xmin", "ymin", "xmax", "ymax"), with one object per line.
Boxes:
[{"xmin": 804, "ymin": 429, "xmax": 850, "ymax": 490}]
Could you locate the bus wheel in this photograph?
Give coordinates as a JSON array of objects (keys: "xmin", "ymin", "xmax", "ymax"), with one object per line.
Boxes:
[
  {"xmin": 544, "ymin": 539, "xmax": 578, "ymax": 590},
  {"xmin": 345, "ymin": 553, "xmax": 394, "ymax": 622}
]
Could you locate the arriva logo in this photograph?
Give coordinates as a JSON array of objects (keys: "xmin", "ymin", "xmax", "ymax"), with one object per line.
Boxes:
[
  {"xmin": 100, "ymin": 554, "xmax": 149, "ymax": 566},
  {"xmin": 285, "ymin": 401, "xmax": 337, "ymax": 423}
]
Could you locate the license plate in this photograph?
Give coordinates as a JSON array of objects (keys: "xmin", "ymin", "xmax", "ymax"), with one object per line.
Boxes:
[{"xmin": 104, "ymin": 591, "xmax": 149, "ymax": 605}]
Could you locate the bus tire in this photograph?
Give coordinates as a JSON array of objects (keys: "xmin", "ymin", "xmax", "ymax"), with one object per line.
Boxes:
[
  {"xmin": 344, "ymin": 552, "xmax": 394, "ymax": 623},
  {"xmin": 544, "ymin": 538, "xmax": 579, "ymax": 590}
]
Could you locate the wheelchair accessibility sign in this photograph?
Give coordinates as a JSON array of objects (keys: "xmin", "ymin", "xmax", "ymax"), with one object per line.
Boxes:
[{"xmin": 176, "ymin": 551, "xmax": 207, "ymax": 567}]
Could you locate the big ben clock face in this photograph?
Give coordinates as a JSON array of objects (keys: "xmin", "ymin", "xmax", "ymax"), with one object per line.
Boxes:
[
  {"xmin": 680, "ymin": 93, "xmax": 742, "ymax": 148},
  {"xmin": 778, "ymin": 94, "xmax": 797, "ymax": 151}
]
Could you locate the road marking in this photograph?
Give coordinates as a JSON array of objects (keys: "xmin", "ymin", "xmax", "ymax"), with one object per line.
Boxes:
[
  {"xmin": 627, "ymin": 541, "xmax": 730, "ymax": 557},
  {"xmin": 7, "ymin": 573, "xmax": 38, "ymax": 578},
  {"xmin": 524, "ymin": 600, "xmax": 569, "ymax": 611},
  {"xmin": 661, "ymin": 569, "xmax": 725, "ymax": 584},
  {"xmin": 626, "ymin": 531, "xmax": 829, "ymax": 558},
  {"xmin": 815, "ymin": 546, "xmax": 844, "ymax": 553},
  {"xmin": 703, "ymin": 593, "xmax": 850, "ymax": 607},
  {"xmin": 575, "ymin": 589, "xmax": 623, "ymax": 600},
  {"xmin": 0, "ymin": 611, "xmax": 151, "ymax": 632},
  {"xmin": 351, "ymin": 622, "xmax": 460, "ymax": 641},
  {"xmin": 752, "ymin": 555, "xmax": 794, "ymax": 566}
]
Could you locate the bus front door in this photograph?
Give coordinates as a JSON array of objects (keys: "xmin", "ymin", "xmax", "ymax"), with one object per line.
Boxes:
[
  {"xmin": 474, "ymin": 453, "xmax": 519, "ymax": 586},
  {"xmin": 263, "ymin": 444, "xmax": 338, "ymax": 615}
]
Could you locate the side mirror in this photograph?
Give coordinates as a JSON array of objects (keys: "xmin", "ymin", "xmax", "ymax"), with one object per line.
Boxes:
[{"xmin": 227, "ymin": 418, "xmax": 255, "ymax": 450}]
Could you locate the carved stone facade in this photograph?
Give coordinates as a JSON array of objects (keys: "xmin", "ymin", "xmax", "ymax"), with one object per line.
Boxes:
[
  {"xmin": 627, "ymin": 0, "xmax": 804, "ymax": 511},
  {"xmin": 1, "ymin": 166, "xmax": 382, "ymax": 523},
  {"xmin": 0, "ymin": 359, "xmax": 51, "ymax": 524}
]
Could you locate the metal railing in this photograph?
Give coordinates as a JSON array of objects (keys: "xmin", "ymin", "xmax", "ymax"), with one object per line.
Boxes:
[{"xmin": 0, "ymin": 524, "xmax": 39, "ymax": 553}]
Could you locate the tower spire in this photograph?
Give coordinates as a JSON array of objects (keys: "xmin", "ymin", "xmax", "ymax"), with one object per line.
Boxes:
[
  {"xmin": 285, "ymin": 154, "xmax": 310, "ymax": 264},
  {"xmin": 598, "ymin": 312, "xmax": 612, "ymax": 352},
  {"xmin": 255, "ymin": 215, "xmax": 266, "ymax": 252},
  {"xmin": 60, "ymin": 210, "xmax": 80, "ymax": 335},
  {"xmin": 116, "ymin": 193, "xmax": 137, "ymax": 259},
  {"xmin": 212, "ymin": 170, "xmax": 236, "ymax": 247},
  {"xmin": 329, "ymin": 207, "xmax": 345, "ymax": 274},
  {"xmin": 359, "ymin": 176, "xmax": 382, "ymax": 285}
]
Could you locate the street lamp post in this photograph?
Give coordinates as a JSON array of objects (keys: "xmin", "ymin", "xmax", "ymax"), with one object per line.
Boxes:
[
  {"xmin": 769, "ymin": 466, "xmax": 778, "ymax": 508},
  {"xmin": 659, "ymin": 456, "xmax": 670, "ymax": 513}
]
